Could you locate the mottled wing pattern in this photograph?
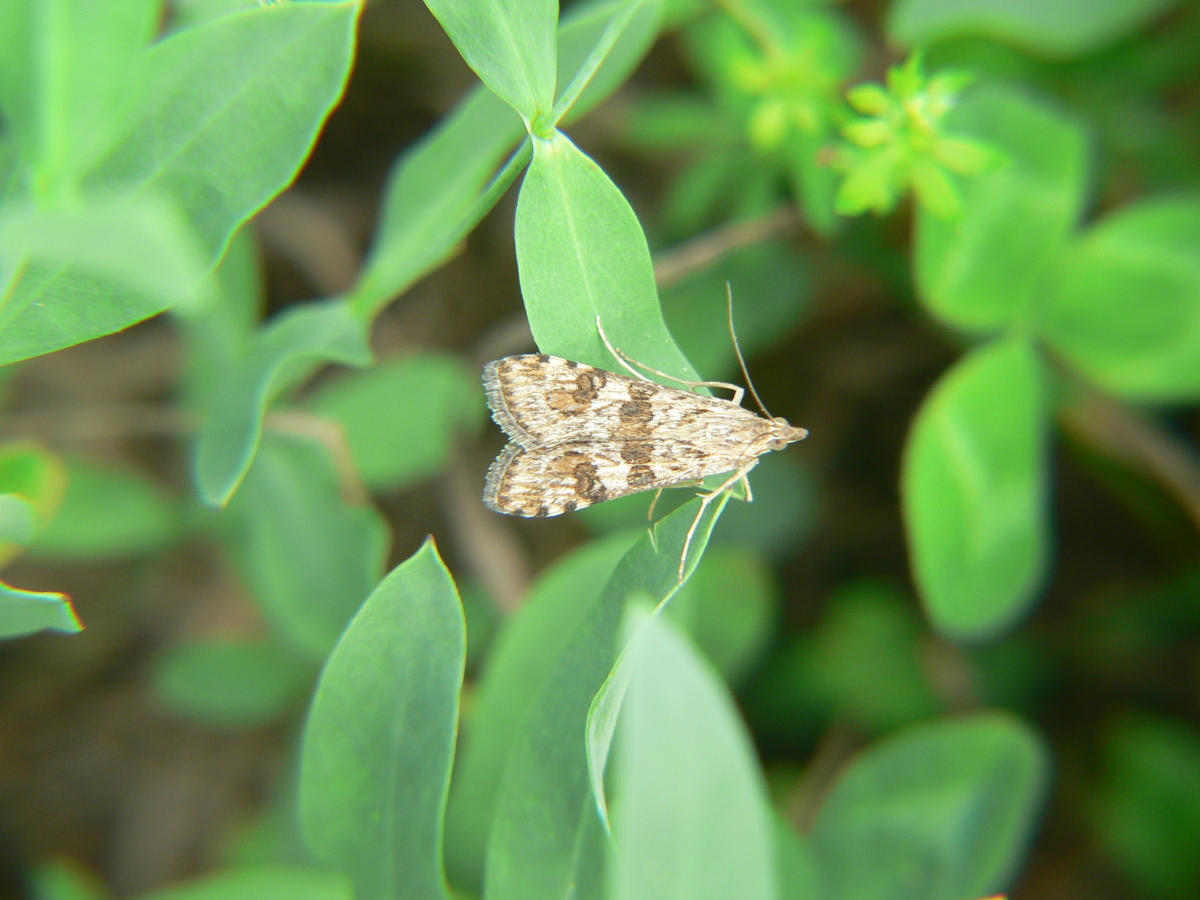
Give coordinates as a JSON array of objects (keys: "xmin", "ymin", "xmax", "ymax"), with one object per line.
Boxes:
[
  {"xmin": 483, "ymin": 440, "xmax": 754, "ymax": 517},
  {"xmin": 483, "ymin": 353, "xmax": 763, "ymax": 449}
]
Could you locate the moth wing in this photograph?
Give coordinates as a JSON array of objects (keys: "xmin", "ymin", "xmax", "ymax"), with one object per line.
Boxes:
[
  {"xmin": 483, "ymin": 354, "xmax": 757, "ymax": 449},
  {"xmin": 483, "ymin": 440, "xmax": 750, "ymax": 517}
]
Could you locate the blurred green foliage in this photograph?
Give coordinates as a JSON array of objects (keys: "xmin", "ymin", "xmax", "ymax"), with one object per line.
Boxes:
[{"xmin": 1, "ymin": 0, "xmax": 1196, "ymax": 899}]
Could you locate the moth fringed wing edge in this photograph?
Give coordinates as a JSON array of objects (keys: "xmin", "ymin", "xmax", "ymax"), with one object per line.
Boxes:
[{"xmin": 482, "ymin": 357, "xmax": 545, "ymax": 450}]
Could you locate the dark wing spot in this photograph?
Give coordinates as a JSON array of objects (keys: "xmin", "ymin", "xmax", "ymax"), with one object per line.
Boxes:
[
  {"xmin": 563, "ymin": 500, "xmax": 577, "ymax": 513},
  {"xmin": 628, "ymin": 381, "xmax": 658, "ymax": 400},
  {"xmin": 566, "ymin": 359, "xmax": 579, "ymax": 368},
  {"xmin": 628, "ymin": 464, "xmax": 656, "ymax": 488},
  {"xmin": 620, "ymin": 442, "xmax": 654, "ymax": 464},
  {"xmin": 573, "ymin": 460, "xmax": 607, "ymax": 502},
  {"xmin": 619, "ymin": 399, "xmax": 653, "ymax": 424},
  {"xmin": 572, "ymin": 369, "xmax": 606, "ymax": 403},
  {"xmin": 536, "ymin": 353, "xmax": 550, "ymax": 363},
  {"xmin": 536, "ymin": 504, "xmax": 550, "ymax": 517}
]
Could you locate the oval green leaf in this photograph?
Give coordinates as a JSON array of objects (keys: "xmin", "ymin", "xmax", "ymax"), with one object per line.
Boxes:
[
  {"xmin": 299, "ymin": 538, "xmax": 465, "ymax": 900},
  {"xmin": 423, "ymin": 0, "xmax": 557, "ymax": 121},
  {"xmin": 515, "ymin": 131, "xmax": 700, "ymax": 380},
  {"xmin": 901, "ymin": 338, "xmax": 1050, "ymax": 640},
  {"xmin": 85, "ymin": 2, "xmax": 360, "ymax": 258},
  {"xmin": 153, "ymin": 638, "xmax": 312, "ymax": 728},
  {"xmin": 608, "ymin": 610, "xmax": 777, "ymax": 900},
  {"xmin": 811, "ymin": 713, "xmax": 1048, "ymax": 900},
  {"xmin": 0, "ymin": 196, "xmax": 208, "ymax": 366},
  {"xmin": 1040, "ymin": 194, "xmax": 1200, "ymax": 400},
  {"xmin": 484, "ymin": 497, "xmax": 729, "ymax": 900},
  {"xmin": 31, "ymin": 457, "xmax": 182, "ymax": 560},
  {"xmin": 305, "ymin": 354, "xmax": 484, "ymax": 491},
  {"xmin": 444, "ymin": 530, "xmax": 639, "ymax": 892}
]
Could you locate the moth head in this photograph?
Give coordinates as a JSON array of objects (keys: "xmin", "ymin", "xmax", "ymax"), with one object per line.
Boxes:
[{"xmin": 766, "ymin": 418, "xmax": 808, "ymax": 451}]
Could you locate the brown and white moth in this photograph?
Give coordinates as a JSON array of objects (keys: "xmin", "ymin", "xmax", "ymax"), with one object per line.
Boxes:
[{"xmin": 481, "ymin": 310, "xmax": 807, "ymax": 580}]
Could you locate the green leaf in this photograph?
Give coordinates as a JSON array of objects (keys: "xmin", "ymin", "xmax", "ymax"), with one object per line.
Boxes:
[
  {"xmin": 0, "ymin": 494, "xmax": 37, "ymax": 546},
  {"xmin": 0, "ymin": 195, "xmax": 209, "ymax": 365},
  {"xmin": 666, "ymin": 546, "xmax": 776, "ymax": 685},
  {"xmin": 167, "ymin": 1, "xmax": 272, "ymax": 30},
  {"xmin": 136, "ymin": 866, "xmax": 353, "ymax": 900},
  {"xmin": 557, "ymin": 0, "xmax": 666, "ymax": 126},
  {"xmin": 85, "ymin": 2, "xmax": 360, "ymax": 258},
  {"xmin": 834, "ymin": 149, "xmax": 902, "ymax": 216},
  {"xmin": 846, "ymin": 84, "xmax": 891, "ymax": 116},
  {"xmin": 901, "ymin": 338, "xmax": 1050, "ymax": 641},
  {"xmin": 30, "ymin": 858, "xmax": 110, "ymax": 900},
  {"xmin": 484, "ymin": 497, "xmax": 729, "ymax": 900},
  {"xmin": 305, "ymin": 354, "xmax": 484, "ymax": 491},
  {"xmin": 0, "ymin": 3, "xmax": 359, "ymax": 364},
  {"xmin": 1091, "ymin": 714, "xmax": 1200, "ymax": 899},
  {"xmin": 797, "ymin": 581, "xmax": 942, "ymax": 732},
  {"xmin": 608, "ymin": 610, "xmax": 777, "ymax": 900},
  {"xmin": 0, "ymin": 0, "xmax": 159, "ymax": 193},
  {"xmin": 775, "ymin": 817, "xmax": 822, "ymax": 900},
  {"xmin": 0, "ymin": 582, "xmax": 81, "ymax": 638},
  {"xmin": 445, "ymin": 530, "xmax": 639, "ymax": 893},
  {"xmin": 352, "ymin": 0, "xmax": 666, "ymax": 317},
  {"xmin": 299, "ymin": 539, "xmax": 465, "ymax": 900},
  {"xmin": 660, "ymin": 240, "xmax": 811, "ymax": 381},
  {"xmin": 713, "ymin": 451, "xmax": 816, "ymax": 561},
  {"xmin": 194, "ymin": 299, "xmax": 371, "ymax": 507},
  {"xmin": 352, "ymin": 89, "xmax": 526, "ymax": 317},
  {"xmin": 915, "ymin": 84, "xmax": 1088, "ymax": 333},
  {"xmin": 1040, "ymin": 194, "xmax": 1200, "ymax": 400},
  {"xmin": 175, "ymin": 226, "xmax": 264, "ymax": 406},
  {"xmin": 31, "ymin": 457, "xmax": 182, "ymax": 560},
  {"xmin": 423, "ymin": 0, "xmax": 557, "ymax": 122},
  {"xmin": 811, "ymin": 713, "xmax": 1048, "ymax": 900},
  {"xmin": 0, "ymin": 441, "xmax": 67, "ymax": 563},
  {"xmin": 621, "ymin": 93, "xmax": 728, "ymax": 152},
  {"xmin": 153, "ymin": 638, "xmax": 312, "ymax": 727},
  {"xmin": 551, "ymin": 0, "xmax": 643, "ymax": 124},
  {"xmin": 220, "ymin": 435, "xmax": 389, "ymax": 660},
  {"xmin": 792, "ymin": 163, "xmax": 839, "ymax": 229},
  {"xmin": 887, "ymin": 0, "xmax": 1179, "ymax": 57},
  {"xmin": 515, "ymin": 131, "xmax": 700, "ymax": 380},
  {"xmin": 911, "ymin": 159, "xmax": 962, "ymax": 219}
]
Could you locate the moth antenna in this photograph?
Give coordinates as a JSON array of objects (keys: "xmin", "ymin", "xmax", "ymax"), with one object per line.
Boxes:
[{"xmin": 726, "ymin": 282, "xmax": 772, "ymax": 418}]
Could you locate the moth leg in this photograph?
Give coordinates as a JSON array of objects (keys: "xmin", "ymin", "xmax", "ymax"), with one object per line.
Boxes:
[
  {"xmin": 648, "ymin": 481, "xmax": 704, "ymax": 523},
  {"xmin": 594, "ymin": 316, "xmax": 747, "ymax": 406},
  {"xmin": 647, "ymin": 487, "xmax": 664, "ymax": 522},
  {"xmin": 739, "ymin": 472, "xmax": 753, "ymax": 503},
  {"xmin": 595, "ymin": 316, "xmax": 654, "ymax": 383},
  {"xmin": 678, "ymin": 464, "xmax": 755, "ymax": 582}
]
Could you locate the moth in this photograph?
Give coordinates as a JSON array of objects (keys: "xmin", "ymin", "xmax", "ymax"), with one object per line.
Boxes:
[{"xmin": 482, "ymin": 305, "xmax": 807, "ymax": 579}]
